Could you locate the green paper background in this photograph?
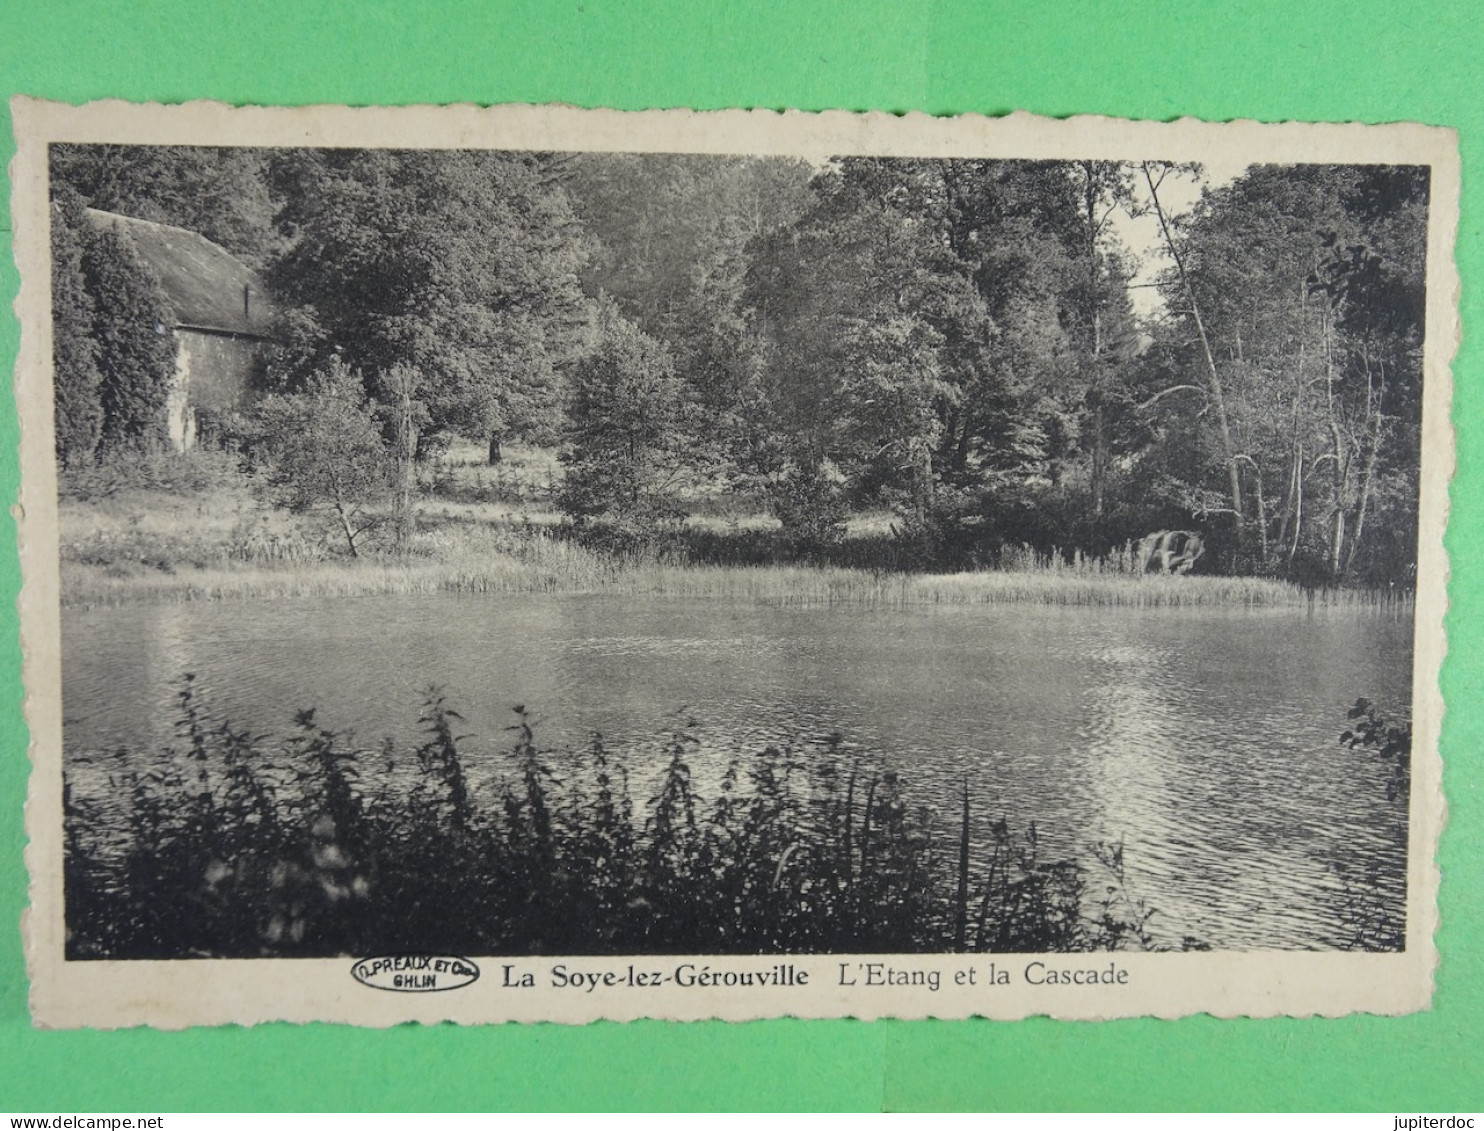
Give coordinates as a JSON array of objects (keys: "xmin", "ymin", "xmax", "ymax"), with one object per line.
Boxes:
[{"xmin": 0, "ymin": 0, "xmax": 1479, "ymax": 1112}]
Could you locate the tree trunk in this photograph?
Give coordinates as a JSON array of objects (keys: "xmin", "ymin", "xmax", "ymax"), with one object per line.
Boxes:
[
  {"xmin": 1330, "ymin": 504, "xmax": 1346, "ymax": 579},
  {"xmin": 1289, "ymin": 444, "xmax": 1304, "ymax": 564},
  {"xmin": 911, "ymin": 436, "xmax": 935, "ymax": 529},
  {"xmin": 1236, "ymin": 456, "xmax": 1269, "ymax": 564},
  {"xmin": 1345, "ymin": 354, "xmax": 1386, "ymax": 575},
  {"xmin": 1092, "ymin": 399, "xmax": 1107, "ymax": 527},
  {"xmin": 1083, "ymin": 166, "xmax": 1107, "ymax": 545},
  {"xmin": 397, "ymin": 418, "xmax": 417, "ymax": 551},
  {"xmin": 1277, "ymin": 437, "xmax": 1298, "ymax": 560},
  {"xmin": 1323, "ymin": 313, "xmax": 1347, "ymax": 579},
  {"xmin": 1252, "ymin": 466, "xmax": 1268, "ymax": 563},
  {"xmin": 1329, "ymin": 422, "xmax": 1347, "ymax": 579},
  {"xmin": 334, "ymin": 500, "xmax": 359, "ymax": 558},
  {"xmin": 488, "ymin": 433, "xmax": 503, "ymax": 465},
  {"xmin": 1142, "ymin": 163, "xmax": 1244, "ymax": 542},
  {"xmin": 1277, "ymin": 335, "xmax": 1305, "ymax": 557}
]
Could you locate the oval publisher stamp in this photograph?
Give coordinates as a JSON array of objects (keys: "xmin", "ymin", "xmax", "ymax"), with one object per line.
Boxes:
[{"xmin": 351, "ymin": 955, "xmax": 481, "ymax": 993}]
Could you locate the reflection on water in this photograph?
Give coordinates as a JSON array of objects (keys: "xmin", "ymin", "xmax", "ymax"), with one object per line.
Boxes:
[{"xmin": 62, "ymin": 592, "xmax": 1413, "ymax": 950}]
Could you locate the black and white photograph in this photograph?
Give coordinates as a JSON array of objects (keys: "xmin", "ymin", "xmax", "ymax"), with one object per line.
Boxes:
[{"xmin": 13, "ymin": 102, "xmax": 1453, "ymax": 1026}]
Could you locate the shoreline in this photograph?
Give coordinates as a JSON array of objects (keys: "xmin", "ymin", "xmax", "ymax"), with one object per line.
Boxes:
[
  {"xmin": 56, "ymin": 473, "xmax": 1415, "ymax": 612},
  {"xmin": 59, "ymin": 553, "xmax": 1409, "ymax": 610}
]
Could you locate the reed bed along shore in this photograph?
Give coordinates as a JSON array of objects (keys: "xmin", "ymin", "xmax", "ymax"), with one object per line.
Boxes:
[{"xmin": 61, "ymin": 534, "xmax": 1404, "ymax": 610}]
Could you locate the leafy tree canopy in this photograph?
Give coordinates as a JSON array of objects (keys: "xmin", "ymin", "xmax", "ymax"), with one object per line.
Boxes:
[{"xmin": 267, "ymin": 149, "xmax": 594, "ymax": 449}]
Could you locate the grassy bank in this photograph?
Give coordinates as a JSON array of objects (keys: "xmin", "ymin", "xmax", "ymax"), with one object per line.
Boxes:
[
  {"xmin": 64, "ymin": 681, "xmax": 1162, "ymax": 959},
  {"xmin": 64, "ymin": 551, "xmax": 1367, "ymax": 608},
  {"xmin": 58, "ymin": 447, "xmax": 1412, "ymax": 610},
  {"xmin": 61, "ymin": 499, "xmax": 1395, "ymax": 609}
]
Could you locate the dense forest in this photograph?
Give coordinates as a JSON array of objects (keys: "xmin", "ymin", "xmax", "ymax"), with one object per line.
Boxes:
[{"xmin": 49, "ymin": 144, "xmax": 1429, "ymax": 585}]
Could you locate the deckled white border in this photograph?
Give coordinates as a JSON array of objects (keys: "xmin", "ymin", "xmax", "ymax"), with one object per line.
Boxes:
[{"xmin": 9, "ymin": 98, "xmax": 1457, "ymax": 1028}]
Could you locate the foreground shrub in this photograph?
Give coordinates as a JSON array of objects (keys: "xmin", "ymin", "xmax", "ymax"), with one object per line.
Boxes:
[
  {"xmin": 65, "ymin": 681, "xmax": 1156, "ymax": 959},
  {"xmin": 1333, "ymin": 697, "xmax": 1412, "ymax": 952}
]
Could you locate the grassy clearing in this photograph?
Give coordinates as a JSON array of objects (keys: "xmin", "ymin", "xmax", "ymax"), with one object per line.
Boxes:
[{"xmin": 65, "ymin": 680, "xmax": 1162, "ymax": 958}]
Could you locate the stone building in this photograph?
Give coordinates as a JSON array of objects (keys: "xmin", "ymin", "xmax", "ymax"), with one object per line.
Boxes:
[{"xmin": 85, "ymin": 209, "xmax": 278, "ymax": 450}]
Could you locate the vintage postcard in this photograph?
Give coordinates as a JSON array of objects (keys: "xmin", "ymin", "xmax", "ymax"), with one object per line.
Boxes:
[{"xmin": 10, "ymin": 99, "xmax": 1455, "ymax": 1027}]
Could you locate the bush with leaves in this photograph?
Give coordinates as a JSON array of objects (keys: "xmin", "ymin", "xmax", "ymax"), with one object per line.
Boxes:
[
  {"xmin": 250, "ymin": 358, "xmax": 394, "ymax": 556},
  {"xmin": 1331, "ymin": 697, "xmax": 1412, "ymax": 951},
  {"xmin": 766, "ymin": 460, "xmax": 851, "ymax": 554},
  {"xmin": 558, "ymin": 307, "xmax": 688, "ymax": 537},
  {"xmin": 1341, "ymin": 696, "xmax": 1412, "ymax": 804}
]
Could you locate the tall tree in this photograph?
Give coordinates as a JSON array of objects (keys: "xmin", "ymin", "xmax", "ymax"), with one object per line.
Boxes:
[
  {"xmin": 741, "ymin": 158, "xmax": 980, "ymax": 542},
  {"xmin": 1064, "ymin": 161, "xmax": 1142, "ymax": 542},
  {"xmin": 1142, "ymin": 160, "xmax": 1246, "ymax": 547},
  {"xmin": 80, "ymin": 226, "xmax": 177, "ymax": 452},
  {"xmin": 557, "ymin": 303, "xmax": 687, "ymax": 527},
  {"xmin": 253, "ymin": 358, "xmax": 394, "ymax": 557},
  {"xmin": 1144, "ymin": 163, "xmax": 1427, "ymax": 582},
  {"xmin": 50, "ymin": 184, "xmax": 104, "ymax": 466},
  {"xmin": 910, "ymin": 158, "xmax": 1156, "ymax": 549},
  {"xmin": 564, "ymin": 153, "xmax": 814, "ymax": 463},
  {"xmin": 736, "ymin": 156, "xmax": 1153, "ymax": 554},
  {"xmin": 267, "ymin": 149, "xmax": 593, "ymax": 456},
  {"xmin": 50, "ymin": 143, "xmax": 282, "ymax": 267}
]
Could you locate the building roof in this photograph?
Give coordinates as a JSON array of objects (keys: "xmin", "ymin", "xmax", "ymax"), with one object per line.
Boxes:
[{"xmin": 85, "ymin": 208, "xmax": 278, "ymax": 338}]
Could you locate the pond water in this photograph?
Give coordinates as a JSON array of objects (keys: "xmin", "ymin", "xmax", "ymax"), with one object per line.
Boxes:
[{"xmin": 61, "ymin": 592, "xmax": 1414, "ymax": 950}]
